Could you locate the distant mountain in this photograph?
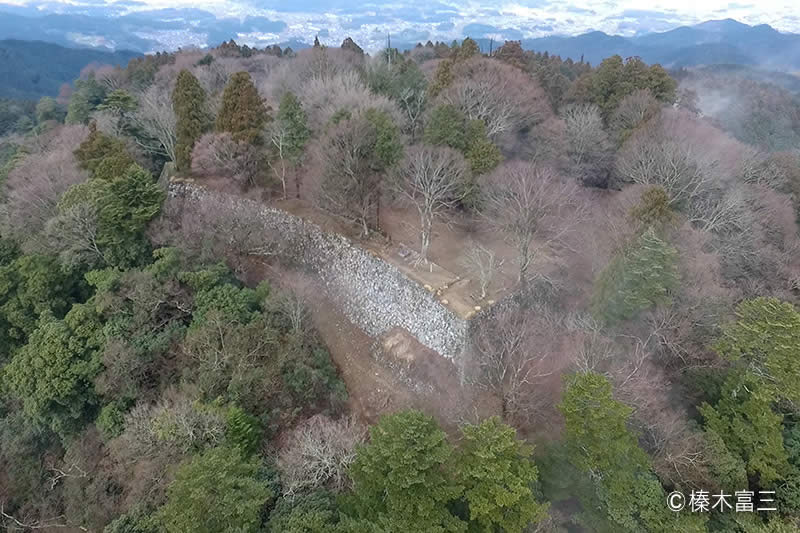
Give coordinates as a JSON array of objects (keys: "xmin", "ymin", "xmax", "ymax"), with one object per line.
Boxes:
[
  {"xmin": 519, "ymin": 19, "xmax": 800, "ymax": 70},
  {"xmin": 0, "ymin": 40, "xmax": 140, "ymax": 100},
  {"xmin": 1, "ymin": 9, "xmax": 799, "ymax": 74}
]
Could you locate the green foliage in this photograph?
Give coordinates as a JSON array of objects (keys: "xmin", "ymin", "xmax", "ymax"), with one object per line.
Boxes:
[
  {"xmin": 35, "ymin": 96, "xmax": 65, "ymax": 124},
  {"xmin": 455, "ymin": 417, "xmax": 548, "ymax": 532},
  {"xmin": 267, "ymin": 491, "xmax": 339, "ymax": 533},
  {"xmin": 66, "ymin": 74, "xmax": 107, "ymax": 124},
  {"xmin": 428, "ymin": 38, "xmax": 480, "ymax": 98},
  {"xmin": 424, "ymin": 105, "xmax": 501, "ymax": 179},
  {"xmin": 87, "ymin": 252, "xmax": 189, "ymax": 402},
  {"xmin": 125, "ymin": 52, "xmax": 175, "ymax": 90},
  {"xmin": 703, "ymin": 428, "xmax": 749, "ymax": 492},
  {"xmin": 73, "ymin": 125, "xmax": 136, "ymax": 180},
  {"xmin": 96, "ymin": 400, "xmax": 130, "ymax": 440},
  {"xmin": 3, "ymin": 303, "xmax": 104, "ymax": 437},
  {"xmin": 281, "ymin": 340, "xmax": 348, "ymax": 415},
  {"xmin": 700, "ymin": 373, "xmax": 790, "ymax": 486},
  {"xmin": 94, "ymin": 164, "xmax": 164, "ymax": 267},
  {"xmin": 714, "ymin": 297, "xmax": 800, "ymax": 405},
  {"xmin": 348, "ymin": 410, "xmax": 465, "ymax": 532},
  {"xmin": 276, "ymin": 91, "xmax": 311, "ymax": 164},
  {"xmin": 0, "ymin": 141, "xmax": 23, "ymax": 186},
  {"xmin": 196, "ymin": 53, "xmax": 215, "ymax": 66},
  {"xmin": 591, "ymin": 227, "xmax": 678, "ymax": 325},
  {"xmin": 463, "ymin": 119, "xmax": 502, "ymax": 176},
  {"xmin": 172, "ymin": 69, "xmax": 211, "ymax": 172},
  {"xmin": 157, "ymin": 446, "xmax": 273, "ymax": 533},
  {"xmin": 103, "ymin": 504, "xmax": 160, "ymax": 533},
  {"xmin": 559, "ymin": 372, "xmax": 706, "ymax": 532},
  {"xmin": 99, "ymin": 89, "xmax": 137, "ymax": 115},
  {"xmin": 216, "ymin": 71, "xmax": 270, "ymax": 144},
  {"xmin": 425, "ymin": 104, "xmax": 468, "ymax": 150},
  {"xmin": 573, "ymin": 56, "xmax": 676, "ymax": 120},
  {"xmin": 560, "ymin": 372, "xmax": 647, "ymax": 474},
  {"xmin": 0, "ymin": 253, "xmax": 83, "ymax": 356},
  {"xmin": 62, "ymin": 163, "xmax": 164, "ymax": 267},
  {"xmin": 0, "ymin": 99, "xmax": 36, "ymax": 136},
  {"xmin": 629, "ymin": 186, "xmax": 675, "ymax": 228},
  {"xmin": 363, "ymin": 108, "xmax": 403, "ymax": 168},
  {"xmin": 226, "ymin": 405, "xmax": 262, "ymax": 456}
]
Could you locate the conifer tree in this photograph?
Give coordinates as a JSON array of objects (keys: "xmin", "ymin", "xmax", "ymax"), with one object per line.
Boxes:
[
  {"xmin": 216, "ymin": 71, "xmax": 270, "ymax": 145},
  {"xmin": 172, "ymin": 69, "xmax": 211, "ymax": 172},
  {"xmin": 591, "ymin": 226, "xmax": 678, "ymax": 325}
]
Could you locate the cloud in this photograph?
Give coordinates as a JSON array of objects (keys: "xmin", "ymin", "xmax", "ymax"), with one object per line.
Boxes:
[{"xmin": 1, "ymin": 0, "xmax": 799, "ymax": 52}]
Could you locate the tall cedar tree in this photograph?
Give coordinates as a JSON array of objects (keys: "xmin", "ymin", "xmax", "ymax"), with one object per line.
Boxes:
[
  {"xmin": 172, "ymin": 69, "xmax": 211, "ymax": 172},
  {"xmin": 216, "ymin": 71, "xmax": 270, "ymax": 145}
]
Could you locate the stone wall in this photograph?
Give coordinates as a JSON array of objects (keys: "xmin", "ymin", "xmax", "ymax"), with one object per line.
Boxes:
[{"xmin": 167, "ymin": 182, "xmax": 470, "ymax": 360}]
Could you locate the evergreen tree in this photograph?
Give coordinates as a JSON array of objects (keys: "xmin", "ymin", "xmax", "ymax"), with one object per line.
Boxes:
[
  {"xmin": 4, "ymin": 303, "xmax": 104, "ymax": 437},
  {"xmin": 591, "ymin": 227, "xmax": 678, "ymax": 325},
  {"xmin": 347, "ymin": 410, "xmax": 465, "ymax": 532},
  {"xmin": 559, "ymin": 372, "xmax": 707, "ymax": 532},
  {"xmin": 455, "ymin": 417, "xmax": 548, "ymax": 532},
  {"xmin": 700, "ymin": 372, "xmax": 789, "ymax": 487},
  {"xmin": 714, "ymin": 297, "xmax": 800, "ymax": 405},
  {"xmin": 65, "ymin": 74, "xmax": 107, "ymax": 125},
  {"xmin": 172, "ymin": 69, "xmax": 211, "ymax": 172},
  {"xmin": 216, "ymin": 71, "xmax": 270, "ymax": 145},
  {"xmin": 74, "ymin": 123, "xmax": 136, "ymax": 180},
  {"xmin": 276, "ymin": 91, "xmax": 310, "ymax": 165},
  {"xmin": 158, "ymin": 446, "xmax": 273, "ymax": 533}
]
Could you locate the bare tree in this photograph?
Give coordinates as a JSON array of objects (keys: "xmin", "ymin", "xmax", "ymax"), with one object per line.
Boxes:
[
  {"xmin": 183, "ymin": 311, "xmax": 277, "ymax": 374},
  {"xmin": 275, "ymin": 289, "xmax": 311, "ymax": 338},
  {"xmin": 616, "ymin": 131, "xmax": 711, "ymax": 207},
  {"xmin": 610, "ymin": 89, "xmax": 660, "ymax": 137},
  {"xmin": 561, "ymin": 103, "xmax": 608, "ymax": 166},
  {"xmin": 469, "ymin": 308, "xmax": 554, "ymax": 422},
  {"xmin": 117, "ymin": 390, "xmax": 226, "ymax": 460},
  {"xmin": 615, "ymin": 111, "xmax": 727, "ymax": 211},
  {"xmin": 43, "ymin": 202, "xmax": 104, "ymax": 267},
  {"xmin": 191, "ymin": 132, "xmax": 263, "ymax": 188},
  {"xmin": 481, "ymin": 162, "xmax": 582, "ymax": 286},
  {"xmin": 1, "ymin": 504, "xmax": 87, "ymax": 532},
  {"xmin": 276, "ymin": 414, "xmax": 366, "ymax": 496},
  {"xmin": 1, "ymin": 125, "xmax": 89, "ymax": 250},
  {"xmin": 156, "ymin": 189, "xmax": 284, "ymax": 275},
  {"xmin": 266, "ymin": 120, "xmax": 297, "ymax": 199},
  {"xmin": 440, "ymin": 57, "xmax": 549, "ymax": 139},
  {"xmin": 460, "ymin": 241, "xmax": 501, "ymax": 300},
  {"xmin": 129, "ymin": 83, "xmax": 177, "ymax": 162},
  {"xmin": 298, "ymin": 71, "xmax": 403, "ymax": 132},
  {"xmin": 314, "ymin": 111, "xmax": 397, "ymax": 236},
  {"xmin": 688, "ymin": 186, "xmax": 747, "ymax": 234},
  {"xmin": 390, "ymin": 145, "xmax": 468, "ymax": 263}
]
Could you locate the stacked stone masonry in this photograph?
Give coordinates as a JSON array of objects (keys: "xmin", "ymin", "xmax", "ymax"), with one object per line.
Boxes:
[{"xmin": 168, "ymin": 182, "xmax": 471, "ymax": 360}]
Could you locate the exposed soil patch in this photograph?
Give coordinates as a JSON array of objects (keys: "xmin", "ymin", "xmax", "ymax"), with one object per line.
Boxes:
[{"xmin": 242, "ymin": 259, "xmax": 498, "ymax": 433}]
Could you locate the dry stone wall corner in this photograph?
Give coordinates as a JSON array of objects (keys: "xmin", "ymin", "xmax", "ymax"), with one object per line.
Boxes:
[{"xmin": 167, "ymin": 182, "xmax": 471, "ymax": 360}]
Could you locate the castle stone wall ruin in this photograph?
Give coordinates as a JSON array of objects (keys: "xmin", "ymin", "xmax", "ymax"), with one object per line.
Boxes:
[{"xmin": 167, "ymin": 182, "xmax": 472, "ymax": 360}]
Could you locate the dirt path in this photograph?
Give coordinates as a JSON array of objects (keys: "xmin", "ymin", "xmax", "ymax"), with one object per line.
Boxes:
[{"xmin": 249, "ymin": 262, "xmax": 498, "ymax": 433}]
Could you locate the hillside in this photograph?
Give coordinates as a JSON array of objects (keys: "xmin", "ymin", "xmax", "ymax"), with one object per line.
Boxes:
[
  {"xmin": 0, "ymin": 39, "xmax": 140, "ymax": 99},
  {"xmin": 518, "ymin": 19, "xmax": 800, "ymax": 70},
  {"xmin": 1, "ymin": 35, "xmax": 800, "ymax": 531}
]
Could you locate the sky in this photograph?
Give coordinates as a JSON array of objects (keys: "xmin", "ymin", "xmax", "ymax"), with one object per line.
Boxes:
[{"xmin": 1, "ymin": 0, "xmax": 799, "ymax": 52}]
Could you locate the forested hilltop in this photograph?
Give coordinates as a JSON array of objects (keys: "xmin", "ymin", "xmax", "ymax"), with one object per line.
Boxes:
[{"xmin": 1, "ymin": 36, "xmax": 800, "ymax": 532}]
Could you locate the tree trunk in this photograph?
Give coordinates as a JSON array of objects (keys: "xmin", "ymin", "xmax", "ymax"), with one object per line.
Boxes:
[
  {"xmin": 280, "ymin": 158, "xmax": 287, "ymax": 199},
  {"xmin": 420, "ymin": 214, "xmax": 432, "ymax": 263}
]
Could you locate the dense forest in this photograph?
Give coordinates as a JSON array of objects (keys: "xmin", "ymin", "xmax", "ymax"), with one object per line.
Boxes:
[{"xmin": 1, "ymin": 35, "xmax": 800, "ymax": 532}]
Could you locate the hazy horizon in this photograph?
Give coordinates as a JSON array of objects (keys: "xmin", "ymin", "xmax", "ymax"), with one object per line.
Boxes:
[{"xmin": 1, "ymin": 0, "xmax": 799, "ymax": 53}]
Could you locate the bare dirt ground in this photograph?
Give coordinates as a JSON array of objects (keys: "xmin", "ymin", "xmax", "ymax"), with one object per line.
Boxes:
[
  {"xmin": 184, "ymin": 175, "xmax": 623, "ymax": 437},
  {"xmin": 242, "ymin": 260, "xmax": 498, "ymax": 433}
]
